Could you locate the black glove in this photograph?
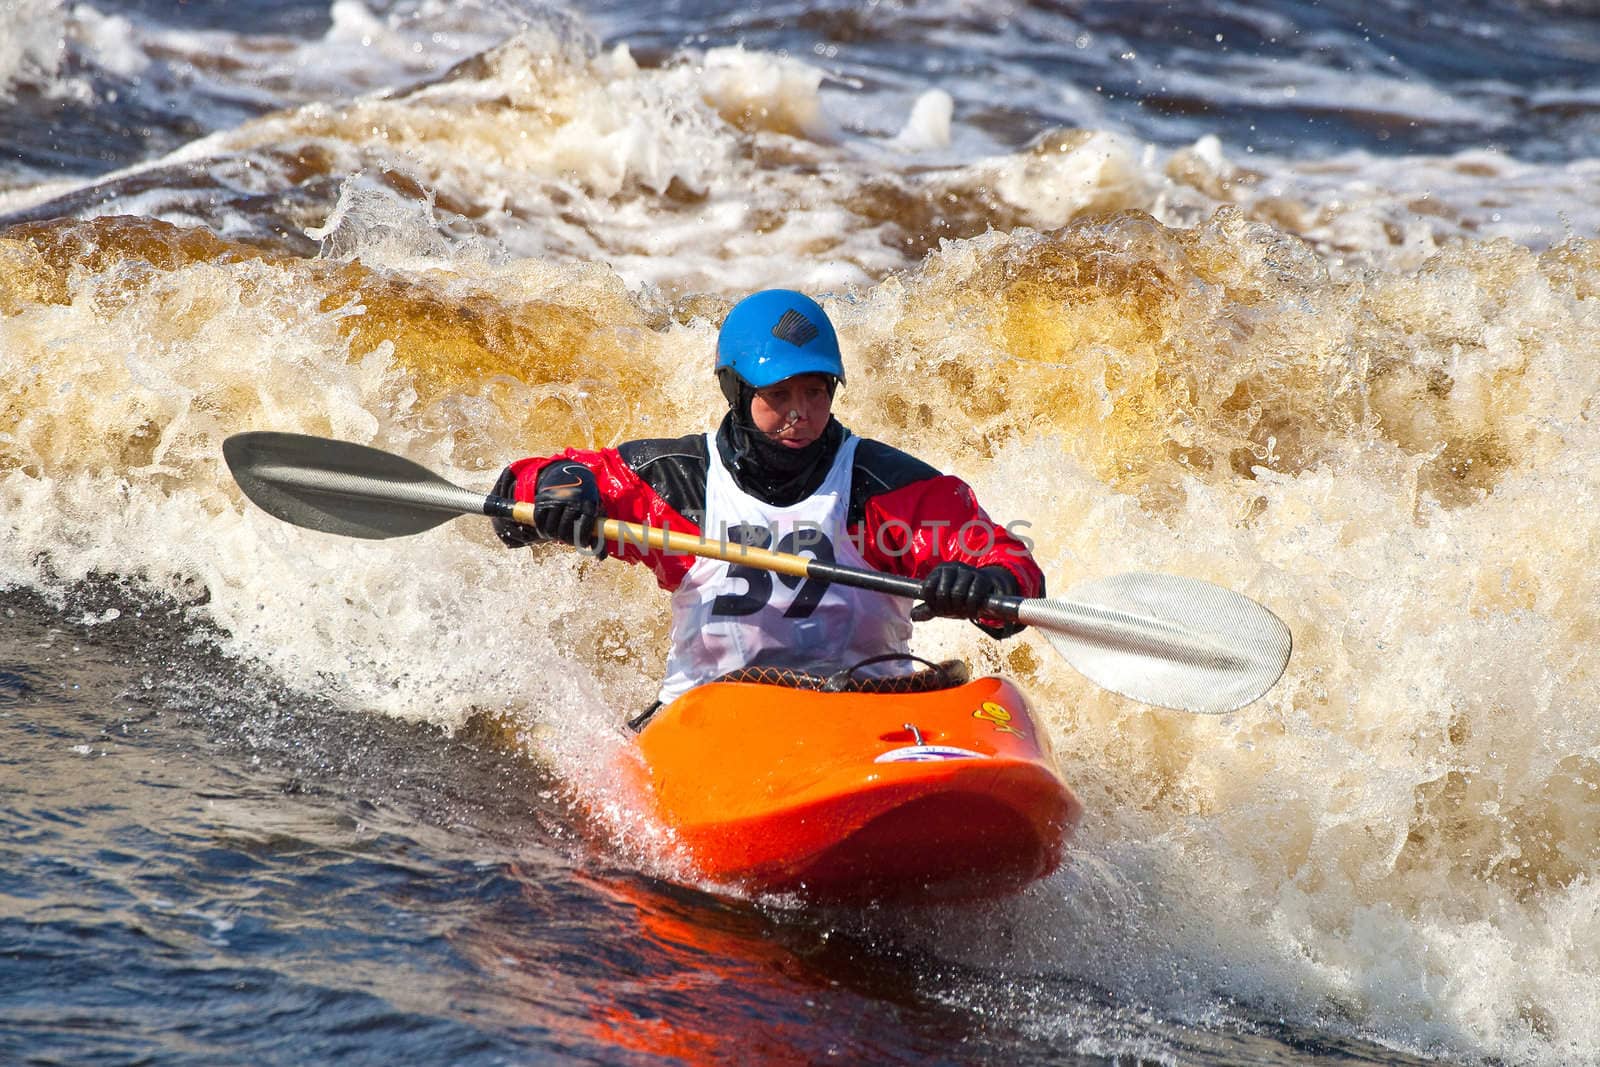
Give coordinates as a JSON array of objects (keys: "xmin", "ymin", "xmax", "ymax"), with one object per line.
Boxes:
[
  {"xmin": 491, "ymin": 461, "xmax": 608, "ymax": 558},
  {"xmin": 490, "ymin": 465, "xmax": 539, "ymax": 548},
  {"xmin": 912, "ymin": 562, "xmax": 1004, "ymax": 621},
  {"xmin": 533, "ymin": 460, "xmax": 608, "ymax": 558}
]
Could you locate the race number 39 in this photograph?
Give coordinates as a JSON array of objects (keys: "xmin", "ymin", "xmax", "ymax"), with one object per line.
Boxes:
[{"xmin": 711, "ymin": 525, "xmax": 835, "ymax": 618}]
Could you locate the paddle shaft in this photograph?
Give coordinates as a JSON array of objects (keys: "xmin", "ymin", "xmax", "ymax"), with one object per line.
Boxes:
[
  {"xmin": 488, "ymin": 502, "xmax": 1025, "ymax": 621},
  {"xmin": 589, "ymin": 518, "xmax": 1240, "ymax": 656},
  {"xmin": 224, "ymin": 431, "xmax": 1292, "ymax": 713}
]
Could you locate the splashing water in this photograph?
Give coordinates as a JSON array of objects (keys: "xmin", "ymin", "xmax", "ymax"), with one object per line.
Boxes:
[{"xmin": 3, "ymin": 2, "xmax": 1599, "ymax": 1063}]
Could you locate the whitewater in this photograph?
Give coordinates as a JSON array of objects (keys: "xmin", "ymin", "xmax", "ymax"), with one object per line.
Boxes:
[{"xmin": 3, "ymin": 0, "xmax": 1598, "ymax": 1063}]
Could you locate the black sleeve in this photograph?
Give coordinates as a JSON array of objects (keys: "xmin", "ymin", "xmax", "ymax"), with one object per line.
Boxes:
[
  {"xmin": 847, "ymin": 438, "xmax": 941, "ymax": 527},
  {"xmin": 617, "ymin": 433, "xmax": 711, "ymax": 522}
]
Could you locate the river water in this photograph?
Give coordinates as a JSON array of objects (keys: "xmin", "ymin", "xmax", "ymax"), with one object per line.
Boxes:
[{"xmin": 3, "ymin": 0, "xmax": 1598, "ymax": 1063}]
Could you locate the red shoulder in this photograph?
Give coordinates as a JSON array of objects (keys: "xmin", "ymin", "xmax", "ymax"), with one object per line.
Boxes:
[{"xmin": 854, "ymin": 474, "xmax": 1043, "ymax": 596}]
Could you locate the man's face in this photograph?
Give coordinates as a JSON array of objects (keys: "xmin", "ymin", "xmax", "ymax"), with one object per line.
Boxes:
[{"xmin": 749, "ymin": 373, "xmax": 834, "ymax": 448}]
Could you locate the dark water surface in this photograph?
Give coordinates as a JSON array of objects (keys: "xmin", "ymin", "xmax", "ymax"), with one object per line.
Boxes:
[
  {"xmin": 0, "ymin": 586, "xmax": 1441, "ymax": 1065},
  {"xmin": 577, "ymin": 0, "xmax": 1600, "ymax": 159},
  {"xmin": 8, "ymin": 0, "xmax": 1600, "ymax": 182}
]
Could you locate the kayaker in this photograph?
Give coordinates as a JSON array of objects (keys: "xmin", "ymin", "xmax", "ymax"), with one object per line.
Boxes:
[{"xmin": 492, "ymin": 289, "xmax": 1044, "ymax": 720}]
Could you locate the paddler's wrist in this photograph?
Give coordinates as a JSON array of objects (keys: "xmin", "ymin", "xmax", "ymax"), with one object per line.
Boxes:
[
  {"xmin": 974, "ymin": 565, "xmax": 1026, "ymax": 638},
  {"xmin": 490, "ymin": 465, "xmax": 541, "ymax": 547}
]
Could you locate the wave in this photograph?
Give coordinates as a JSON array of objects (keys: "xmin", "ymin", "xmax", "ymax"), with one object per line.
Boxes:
[
  {"xmin": 4, "ymin": 4, "xmax": 1599, "ymax": 1064},
  {"xmin": 4, "ymin": 23, "xmax": 1592, "ymax": 299},
  {"xmin": 4, "ymin": 193, "xmax": 1600, "ymax": 1061},
  {"xmin": 0, "ymin": 0, "xmax": 68, "ymax": 100}
]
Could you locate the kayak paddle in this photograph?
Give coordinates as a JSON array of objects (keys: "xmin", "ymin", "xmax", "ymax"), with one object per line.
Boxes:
[{"xmin": 223, "ymin": 431, "xmax": 1291, "ymax": 714}]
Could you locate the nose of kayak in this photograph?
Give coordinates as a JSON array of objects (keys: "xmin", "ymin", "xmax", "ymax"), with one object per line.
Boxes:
[
  {"xmin": 626, "ymin": 675, "xmax": 1081, "ymax": 904},
  {"xmin": 760, "ymin": 764, "xmax": 1079, "ymax": 902}
]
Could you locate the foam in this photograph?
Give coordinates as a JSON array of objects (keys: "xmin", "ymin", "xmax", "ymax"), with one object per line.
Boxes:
[
  {"xmin": 9, "ymin": 13, "xmax": 1592, "ymax": 298},
  {"xmin": 7, "ymin": 203, "xmax": 1600, "ymax": 1062},
  {"xmin": 0, "ymin": 0, "xmax": 67, "ymax": 99},
  {"xmin": 4, "ymin": 6, "xmax": 1600, "ymax": 1060}
]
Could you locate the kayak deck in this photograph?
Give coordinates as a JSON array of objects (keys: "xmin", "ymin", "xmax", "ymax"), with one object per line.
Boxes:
[{"xmin": 631, "ymin": 674, "xmax": 1080, "ymax": 903}]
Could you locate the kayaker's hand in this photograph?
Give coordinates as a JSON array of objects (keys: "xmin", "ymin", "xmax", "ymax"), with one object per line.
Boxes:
[
  {"xmin": 490, "ymin": 465, "xmax": 539, "ymax": 548},
  {"xmin": 913, "ymin": 562, "xmax": 1001, "ymax": 621},
  {"xmin": 532, "ymin": 460, "xmax": 609, "ymax": 558}
]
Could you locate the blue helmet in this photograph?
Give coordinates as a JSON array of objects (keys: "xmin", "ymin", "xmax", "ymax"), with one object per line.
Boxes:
[{"xmin": 715, "ymin": 290, "xmax": 845, "ymax": 389}]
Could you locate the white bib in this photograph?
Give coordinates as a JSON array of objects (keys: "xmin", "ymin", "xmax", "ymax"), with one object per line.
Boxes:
[{"xmin": 657, "ymin": 432, "xmax": 913, "ymax": 703}]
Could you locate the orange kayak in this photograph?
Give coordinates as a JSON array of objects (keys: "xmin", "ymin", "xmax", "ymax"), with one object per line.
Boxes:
[{"xmin": 630, "ymin": 672, "xmax": 1081, "ymax": 903}]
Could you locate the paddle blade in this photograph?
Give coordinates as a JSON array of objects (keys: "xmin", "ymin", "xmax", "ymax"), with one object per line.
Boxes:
[
  {"xmin": 224, "ymin": 432, "xmax": 491, "ymax": 539},
  {"xmin": 1020, "ymin": 573, "xmax": 1292, "ymax": 714}
]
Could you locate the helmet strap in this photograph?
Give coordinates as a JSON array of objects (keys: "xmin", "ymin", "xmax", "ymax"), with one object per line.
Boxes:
[{"xmin": 716, "ymin": 367, "xmax": 743, "ymax": 409}]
